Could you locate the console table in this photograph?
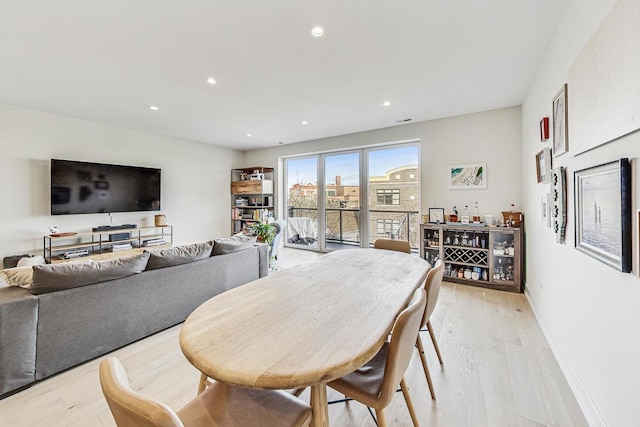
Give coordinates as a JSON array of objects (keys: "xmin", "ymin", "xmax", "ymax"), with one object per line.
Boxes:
[{"xmin": 43, "ymin": 225, "xmax": 173, "ymax": 263}]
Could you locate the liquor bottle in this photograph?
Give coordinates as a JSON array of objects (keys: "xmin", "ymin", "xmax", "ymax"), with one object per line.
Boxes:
[
  {"xmin": 450, "ymin": 206, "xmax": 458, "ymax": 223},
  {"xmin": 473, "ymin": 201, "xmax": 481, "ymax": 223},
  {"xmin": 461, "ymin": 205, "xmax": 470, "ymax": 224}
]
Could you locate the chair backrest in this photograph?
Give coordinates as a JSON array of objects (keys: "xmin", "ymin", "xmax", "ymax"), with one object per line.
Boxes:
[
  {"xmin": 99, "ymin": 357, "xmax": 184, "ymax": 427},
  {"xmin": 421, "ymin": 260, "xmax": 444, "ymax": 328},
  {"xmin": 270, "ymin": 219, "xmax": 287, "ymax": 259},
  {"xmin": 378, "ymin": 288, "xmax": 427, "ymax": 406},
  {"xmin": 373, "ymin": 239, "xmax": 411, "ymax": 254}
]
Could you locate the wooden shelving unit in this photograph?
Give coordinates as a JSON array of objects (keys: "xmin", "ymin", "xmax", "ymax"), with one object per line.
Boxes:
[
  {"xmin": 43, "ymin": 225, "xmax": 173, "ymax": 263},
  {"xmin": 230, "ymin": 166, "xmax": 274, "ymax": 234},
  {"xmin": 420, "ymin": 223, "xmax": 523, "ymax": 292}
]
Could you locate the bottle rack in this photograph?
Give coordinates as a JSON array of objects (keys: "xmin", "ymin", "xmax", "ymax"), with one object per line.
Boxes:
[{"xmin": 420, "ymin": 223, "xmax": 522, "ymax": 292}]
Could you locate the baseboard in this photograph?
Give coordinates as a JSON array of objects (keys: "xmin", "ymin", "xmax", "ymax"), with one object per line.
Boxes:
[{"xmin": 524, "ymin": 284, "xmax": 605, "ymax": 427}]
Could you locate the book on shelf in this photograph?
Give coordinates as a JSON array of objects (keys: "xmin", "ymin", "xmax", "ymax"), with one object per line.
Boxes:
[{"xmin": 142, "ymin": 238, "xmax": 166, "ymax": 247}]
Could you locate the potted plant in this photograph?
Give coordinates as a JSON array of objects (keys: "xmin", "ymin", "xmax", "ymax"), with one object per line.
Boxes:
[{"xmin": 250, "ymin": 222, "xmax": 276, "ymax": 245}]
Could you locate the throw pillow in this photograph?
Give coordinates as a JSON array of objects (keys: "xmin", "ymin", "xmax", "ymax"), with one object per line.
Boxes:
[
  {"xmin": 0, "ymin": 266, "xmax": 34, "ymax": 289},
  {"xmin": 145, "ymin": 241, "xmax": 213, "ymax": 270},
  {"xmin": 30, "ymin": 252, "xmax": 150, "ymax": 294},
  {"xmin": 212, "ymin": 233, "xmax": 257, "ymax": 255},
  {"xmin": 17, "ymin": 255, "xmax": 46, "ymax": 267}
]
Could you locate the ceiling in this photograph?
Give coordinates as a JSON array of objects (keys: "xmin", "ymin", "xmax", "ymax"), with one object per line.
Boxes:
[{"xmin": 0, "ymin": 1, "xmax": 569, "ymax": 151}]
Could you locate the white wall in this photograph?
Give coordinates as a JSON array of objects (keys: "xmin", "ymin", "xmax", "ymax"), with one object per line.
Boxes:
[
  {"xmin": 522, "ymin": 1, "xmax": 639, "ymax": 426},
  {"xmin": 0, "ymin": 103, "xmax": 243, "ymax": 259},
  {"xmin": 244, "ymin": 106, "xmax": 522, "ymax": 222}
]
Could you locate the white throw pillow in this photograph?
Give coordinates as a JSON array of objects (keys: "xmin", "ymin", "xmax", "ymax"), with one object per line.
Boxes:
[
  {"xmin": 0, "ymin": 266, "xmax": 34, "ymax": 289},
  {"xmin": 17, "ymin": 255, "xmax": 45, "ymax": 267}
]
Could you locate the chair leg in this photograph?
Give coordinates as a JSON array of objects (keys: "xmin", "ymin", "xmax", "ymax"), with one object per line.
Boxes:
[
  {"xmin": 400, "ymin": 378, "xmax": 420, "ymax": 427},
  {"xmin": 375, "ymin": 408, "xmax": 387, "ymax": 427},
  {"xmin": 427, "ymin": 320, "xmax": 443, "ymax": 365},
  {"xmin": 416, "ymin": 335, "xmax": 436, "ymax": 400}
]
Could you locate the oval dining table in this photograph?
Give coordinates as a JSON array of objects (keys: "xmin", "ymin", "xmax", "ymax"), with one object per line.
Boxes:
[{"xmin": 179, "ymin": 248, "xmax": 430, "ymax": 427}]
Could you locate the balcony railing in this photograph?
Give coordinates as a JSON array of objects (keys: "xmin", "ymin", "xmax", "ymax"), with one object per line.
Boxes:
[{"xmin": 287, "ymin": 207, "xmax": 420, "ymax": 249}]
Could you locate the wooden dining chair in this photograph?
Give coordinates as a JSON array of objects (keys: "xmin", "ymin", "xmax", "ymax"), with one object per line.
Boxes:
[
  {"xmin": 373, "ymin": 238, "xmax": 411, "ymax": 254},
  {"xmin": 416, "ymin": 259, "xmax": 445, "ymax": 400},
  {"xmin": 327, "ymin": 288, "xmax": 426, "ymax": 427},
  {"xmin": 99, "ymin": 357, "xmax": 312, "ymax": 427}
]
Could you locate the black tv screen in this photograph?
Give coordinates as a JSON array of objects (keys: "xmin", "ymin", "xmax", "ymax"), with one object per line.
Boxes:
[{"xmin": 51, "ymin": 159, "xmax": 161, "ymax": 215}]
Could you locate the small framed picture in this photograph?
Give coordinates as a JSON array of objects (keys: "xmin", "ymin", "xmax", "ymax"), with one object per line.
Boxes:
[
  {"xmin": 535, "ymin": 147, "xmax": 552, "ymax": 183},
  {"xmin": 448, "ymin": 163, "xmax": 486, "ymax": 189},
  {"xmin": 429, "ymin": 208, "xmax": 445, "ymax": 224}
]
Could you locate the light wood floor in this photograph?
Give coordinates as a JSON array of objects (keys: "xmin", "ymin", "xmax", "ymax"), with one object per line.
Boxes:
[{"xmin": 0, "ymin": 248, "xmax": 587, "ymax": 426}]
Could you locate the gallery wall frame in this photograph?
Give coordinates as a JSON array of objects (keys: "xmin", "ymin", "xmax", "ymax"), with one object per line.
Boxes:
[
  {"xmin": 552, "ymin": 84, "xmax": 569, "ymax": 158},
  {"xmin": 539, "ymin": 117, "xmax": 549, "ymax": 141},
  {"xmin": 535, "ymin": 147, "xmax": 552, "ymax": 183},
  {"xmin": 552, "ymin": 167, "xmax": 567, "ymax": 244},
  {"xmin": 448, "ymin": 163, "xmax": 486, "ymax": 189},
  {"xmin": 574, "ymin": 158, "xmax": 631, "ymax": 272}
]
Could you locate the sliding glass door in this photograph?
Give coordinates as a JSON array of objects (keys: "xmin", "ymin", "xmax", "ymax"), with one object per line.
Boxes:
[{"xmin": 324, "ymin": 151, "xmax": 361, "ymax": 249}]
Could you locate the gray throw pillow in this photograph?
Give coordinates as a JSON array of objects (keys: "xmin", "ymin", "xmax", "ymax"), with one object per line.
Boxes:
[
  {"xmin": 145, "ymin": 241, "xmax": 213, "ymax": 270},
  {"xmin": 30, "ymin": 252, "xmax": 150, "ymax": 294},
  {"xmin": 212, "ymin": 234, "xmax": 257, "ymax": 255}
]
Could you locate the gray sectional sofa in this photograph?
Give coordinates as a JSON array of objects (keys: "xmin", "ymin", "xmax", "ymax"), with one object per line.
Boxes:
[{"xmin": 0, "ymin": 240, "xmax": 269, "ymax": 397}]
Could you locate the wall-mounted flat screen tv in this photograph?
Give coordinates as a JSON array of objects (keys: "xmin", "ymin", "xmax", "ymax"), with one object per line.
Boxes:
[{"xmin": 51, "ymin": 159, "xmax": 161, "ymax": 215}]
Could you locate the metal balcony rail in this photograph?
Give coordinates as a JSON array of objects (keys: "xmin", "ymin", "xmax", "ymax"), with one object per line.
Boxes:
[{"xmin": 287, "ymin": 207, "xmax": 419, "ymax": 249}]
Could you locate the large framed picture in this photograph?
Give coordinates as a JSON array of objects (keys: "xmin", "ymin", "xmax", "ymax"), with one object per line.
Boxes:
[
  {"xmin": 552, "ymin": 84, "xmax": 568, "ymax": 157},
  {"xmin": 448, "ymin": 163, "xmax": 486, "ymax": 189},
  {"xmin": 574, "ymin": 158, "xmax": 631, "ymax": 272}
]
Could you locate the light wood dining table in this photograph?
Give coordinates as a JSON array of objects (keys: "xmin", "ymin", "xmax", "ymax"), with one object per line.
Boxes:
[{"xmin": 179, "ymin": 248, "xmax": 430, "ymax": 427}]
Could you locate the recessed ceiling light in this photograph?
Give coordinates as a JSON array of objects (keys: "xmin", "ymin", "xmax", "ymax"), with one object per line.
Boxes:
[
  {"xmin": 148, "ymin": 105, "xmax": 159, "ymax": 111},
  {"xmin": 301, "ymin": 121, "xmax": 308, "ymax": 125},
  {"xmin": 206, "ymin": 77, "xmax": 217, "ymax": 85},
  {"xmin": 383, "ymin": 101, "xmax": 391, "ymax": 107},
  {"xmin": 247, "ymin": 133, "xmax": 252, "ymax": 137},
  {"xmin": 311, "ymin": 26, "xmax": 324, "ymax": 37}
]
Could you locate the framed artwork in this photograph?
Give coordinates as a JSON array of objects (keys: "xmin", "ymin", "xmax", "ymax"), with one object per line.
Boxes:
[
  {"xmin": 539, "ymin": 117, "xmax": 549, "ymax": 141},
  {"xmin": 429, "ymin": 208, "xmax": 445, "ymax": 224},
  {"xmin": 552, "ymin": 84, "xmax": 568, "ymax": 157},
  {"xmin": 535, "ymin": 147, "xmax": 552, "ymax": 183},
  {"xmin": 574, "ymin": 158, "xmax": 631, "ymax": 272},
  {"xmin": 552, "ymin": 167, "xmax": 567, "ymax": 244},
  {"xmin": 448, "ymin": 163, "xmax": 486, "ymax": 189}
]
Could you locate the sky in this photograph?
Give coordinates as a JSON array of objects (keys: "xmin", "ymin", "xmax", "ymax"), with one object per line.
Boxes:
[{"xmin": 286, "ymin": 145, "xmax": 418, "ymax": 187}]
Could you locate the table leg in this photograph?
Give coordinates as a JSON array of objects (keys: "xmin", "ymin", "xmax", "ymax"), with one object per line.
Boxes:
[{"xmin": 310, "ymin": 382, "xmax": 329, "ymax": 427}]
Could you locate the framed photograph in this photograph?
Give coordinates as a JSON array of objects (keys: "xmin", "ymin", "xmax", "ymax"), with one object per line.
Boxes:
[
  {"xmin": 429, "ymin": 208, "xmax": 445, "ymax": 224},
  {"xmin": 539, "ymin": 117, "xmax": 549, "ymax": 141},
  {"xmin": 552, "ymin": 84, "xmax": 568, "ymax": 157},
  {"xmin": 448, "ymin": 163, "xmax": 486, "ymax": 189},
  {"xmin": 535, "ymin": 147, "xmax": 552, "ymax": 183},
  {"xmin": 574, "ymin": 158, "xmax": 631, "ymax": 272},
  {"xmin": 541, "ymin": 195, "xmax": 548, "ymax": 225}
]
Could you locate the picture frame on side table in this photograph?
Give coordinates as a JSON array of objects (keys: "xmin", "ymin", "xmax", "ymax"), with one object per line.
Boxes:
[
  {"xmin": 448, "ymin": 163, "xmax": 486, "ymax": 189},
  {"xmin": 535, "ymin": 147, "xmax": 552, "ymax": 183},
  {"xmin": 429, "ymin": 208, "xmax": 445, "ymax": 224},
  {"xmin": 552, "ymin": 84, "xmax": 569, "ymax": 157},
  {"xmin": 574, "ymin": 158, "xmax": 631, "ymax": 272}
]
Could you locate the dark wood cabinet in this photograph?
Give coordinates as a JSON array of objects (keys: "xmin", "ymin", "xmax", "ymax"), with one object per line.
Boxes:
[{"xmin": 420, "ymin": 223, "xmax": 523, "ymax": 292}]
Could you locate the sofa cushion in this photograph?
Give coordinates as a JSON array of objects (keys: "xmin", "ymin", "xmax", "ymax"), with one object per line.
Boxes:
[
  {"xmin": 0, "ymin": 266, "xmax": 34, "ymax": 289},
  {"xmin": 30, "ymin": 252, "xmax": 150, "ymax": 294},
  {"xmin": 213, "ymin": 234, "xmax": 257, "ymax": 255},
  {"xmin": 145, "ymin": 241, "xmax": 213, "ymax": 270}
]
